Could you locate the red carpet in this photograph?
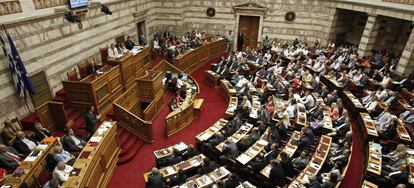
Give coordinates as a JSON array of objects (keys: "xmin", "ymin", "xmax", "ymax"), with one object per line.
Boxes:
[{"xmin": 107, "ymin": 57, "xmax": 227, "ymax": 187}]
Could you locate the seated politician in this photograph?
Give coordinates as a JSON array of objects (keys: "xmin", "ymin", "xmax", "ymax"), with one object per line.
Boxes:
[
  {"xmin": 124, "ymin": 36, "xmax": 136, "ymax": 51},
  {"xmin": 13, "ymin": 131, "xmax": 37, "ymax": 157},
  {"xmin": 0, "ymin": 144, "xmax": 21, "ymax": 172},
  {"xmin": 62, "ymin": 128, "xmax": 85, "ymax": 153},
  {"xmin": 33, "ymin": 122, "xmax": 52, "ymax": 142}
]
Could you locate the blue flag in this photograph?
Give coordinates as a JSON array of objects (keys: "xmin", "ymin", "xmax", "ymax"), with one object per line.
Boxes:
[{"xmin": 1, "ymin": 28, "xmax": 35, "ymax": 101}]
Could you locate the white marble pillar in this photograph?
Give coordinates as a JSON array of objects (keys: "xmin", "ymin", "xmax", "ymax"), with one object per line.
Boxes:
[
  {"xmin": 357, "ymin": 14, "xmax": 380, "ymax": 57},
  {"xmin": 396, "ymin": 25, "xmax": 414, "ymax": 76}
]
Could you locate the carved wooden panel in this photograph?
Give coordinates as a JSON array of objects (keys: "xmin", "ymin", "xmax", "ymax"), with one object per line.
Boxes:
[
  {"xmin": 33, "ymin": 0, "xmax": 68, "ymax": 10},
  {"xmin": 0, "ymin": 0, "xmax": 22, "ymax": 16}
]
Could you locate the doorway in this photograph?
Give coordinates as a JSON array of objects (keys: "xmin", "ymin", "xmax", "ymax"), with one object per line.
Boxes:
[
  {"xmin": 137, "ymin": 21, "xmax": 146, "ymax": 45},
  {"xmin": 238, "ymin": 15, "xmax": 260, "ymax": 50}
]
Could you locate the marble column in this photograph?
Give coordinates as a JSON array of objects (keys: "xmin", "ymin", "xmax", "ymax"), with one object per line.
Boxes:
[
  {"xmin": 396, "ymin": 25, "xmax": 414, "ymax": 76},
  {"xmin": 357, "ymin": 14, "xmax": 380, "ymax": 57}
]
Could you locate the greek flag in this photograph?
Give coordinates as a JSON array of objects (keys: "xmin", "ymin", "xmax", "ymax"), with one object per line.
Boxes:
[{"xmin": 0, "ymin": 28, "xmax": 35, "ymax": 101}]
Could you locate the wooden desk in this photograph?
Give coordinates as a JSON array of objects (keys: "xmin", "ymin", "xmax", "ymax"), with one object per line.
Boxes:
[
  {"xmin": 361, "ymin": 180, "xmax": 378, "ymax": 188},
  {"xmin": 261, "ymin": 131, "xmax": 300, "ymax": 178},
  {"xmin": 322, "ymin": 110, "xmax": 334, "ymax": 131},
  {"xmin": 290, "ymin": 136, "xmax": 332, "ymax": 186},
  {"xmin": 215, "ymin": 123, "xmax": 253, "ymax": 152},
  {"xmin": 138, "ymin": 70, "xmax": 165, "ymax": 121},
  {"xmin": 196, "ymin": 119, "xmax": 228, "ymax": 143},
  {"xmin": 296, "ymin": 103, "xmax": 307, "ymax": 127},
  {"xmin": 144, "ymin": 154, "xmax": 206, "ymax": 183},
  {"xmin": 62, "ymin": 121, "xmax": 120, "ymax": 188},
  {"xmin": 220, "ymin": 79, "xmax": 237, "ymax": 101},
  {"xmin": 106, "ymin": 46, "xmax": 151, "ymax": 89},
  {"xmin": 63, "ymin": 65, "xmax": 123, "ymax": 119},
  {"xmin": 225, "ymin": 97, "xmax": 238, "ymax": 118},
  {"xmin": 153, "ymin": 142, "xmax": 189, "ymax": 161},
  {"xmin": 321, "ymin": 75, "xmax": 343, "ymax": 91},
  {"xmin": 172, "ymin": 39, "xmax": 227, "ymax": 73},
  {"xmin": 236, "ymin": 129, "xmax": 269, "ymax": 165},
  {"xmin": 272, "ymin": 97, "xmax": 289, "ymax": 121},
  {"xmin": 174, "ymin": 166, "xmax": 230, "ymax": 188},
  {"xmin": 396, "ymin": 119, "xmax": 412, "ymax": 143},
  {"xmin": 205, "ymin": 70, "xmax": 221, "ymax": 87},
  {"xmin": 2, "ymin": 138, "xmax": 58, "ymax": 188},
  {"xmin": 166, "ymin": 76, "xmax": 200, "ymax": 138},
  {"xmin": 166, "ymin": 101, "xmax": 195, "ymax": 138},
  {"xmin": 360, "ymin": 113, "xmax": 379, "ymax": 138},
  {"xmin": 343, "ymin": 91, "xmax": 365, "ymax": 112},
  {"xmin": 366, "ymin": 142, "xmax": 382, "ymax": 176},
  {"xmin": 248, "ymin": 96, "xmax": 261, "ymax": 119}
]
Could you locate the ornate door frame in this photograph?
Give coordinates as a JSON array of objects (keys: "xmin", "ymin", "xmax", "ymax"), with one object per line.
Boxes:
[{"xmin": 233, "ymin": 3, "xmax": 268, "ymax": 50}]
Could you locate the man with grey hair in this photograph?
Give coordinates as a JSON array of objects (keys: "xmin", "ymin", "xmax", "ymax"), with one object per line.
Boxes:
[{"xmin": 148, "ymin": 167, "xmax": 165, "ymax": 188}]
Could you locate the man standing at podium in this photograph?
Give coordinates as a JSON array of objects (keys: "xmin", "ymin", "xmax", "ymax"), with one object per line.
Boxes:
[{"xmin": 84, "ymin": 106, "xmax": 100, "ymax": 138}]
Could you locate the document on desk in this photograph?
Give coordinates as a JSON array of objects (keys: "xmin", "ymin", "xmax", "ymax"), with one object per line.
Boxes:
[
  {"xmin": 36, "ymin": 144, "xmax": 48, "ymax": 150},
  {"xmin": 24, "ymin": 150, "xmax": 43, "ymax": 162},
  {"xmin": 165, "ymin": 166, "xmax": 176, "ymax": 175},
  {"xmin": 90, "ymin": 136, "xmax": 103, "ymax": 143},
  {"xmin": 198, "ymin": 132, "xmax": 211, "ymax": 141},
  {"xmin": 237, "ymin": 153, "xmax": 251, "ymax": 165},
  {"xmin": 174, "ymin": 142, "xmax": 188, "ymax": 152}
]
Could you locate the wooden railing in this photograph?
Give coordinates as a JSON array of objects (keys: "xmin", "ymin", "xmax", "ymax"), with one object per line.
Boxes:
[{"xmin": 113, "ymin": 103, "xmax": 153, "ymax": 143}]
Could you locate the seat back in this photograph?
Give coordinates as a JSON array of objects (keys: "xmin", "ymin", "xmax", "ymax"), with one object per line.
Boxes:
[
  {"xmin": 77, "ymin": 60, "xmax": 88, "ymax": 78},
  {"xmin": 66, "ymin": 68, "xmax": 79, "ymax": 81},
  {"xmin": 100, "ymin": 47, "xmax": 108, "ymax": 63}
]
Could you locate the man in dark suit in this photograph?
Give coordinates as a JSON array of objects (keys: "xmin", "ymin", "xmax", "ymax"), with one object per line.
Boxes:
[
  {"xmin": 148, "ymin": 167, "xmax": 165, "ymax": 188},
  {"xmin": 167, "ymin": 169, "xmax": 186, "ymax": 187},
  {"xmin": 294, "ymin": 127, "xmax": 314, "ymax": 156},
  {"xmin": 0, "ymin": 144, "xmax": 21, "ymax": 172},
  {"xmin": 268, "ymin": 160, "xmax": 286, "ymax": 188},
  {"xmin": 124, "ymin": 36, "xmax": 136, "ymax": 50},
  {"xmin": 33, "ymin": 123, "xmax": 51, "ymax": 142},
  {"xmin": 237, "ymin": 32, "xmax": 244, "ymax": 51},
  {"xmin": 280, "ymin": 152, "xmax": 294, "ymax": 178},
  {"xmin": 182, "ymin": 144, "xmax": 198, "ymax": 159},
  {"xmin": 198, "ymin": 158, "xmax": 217, "ymax": 175},
  {"xmin": 84, "ymin": 106, "xmax": 100, "ymax": 137},
  {"xmin": 62, "ymin": 128, "xmax": 85, "ymax": 152},
  {"xmin": 248, "ymin": 153, "xmax": 267, "ymax": 173},
  {"xmin": 13, "ymin": 131, "xmax": 37, "ymax": 157},
  {"xmin": 264, "ymin": 143, "xmax": 278, "ymax": 163},
  {"xmin": 165, "ymin": 150, "xmax": 182, "ymax": 166},
  {"xmin": 224, "ymin": 173, "xmax": 240, "ymax": 188}
]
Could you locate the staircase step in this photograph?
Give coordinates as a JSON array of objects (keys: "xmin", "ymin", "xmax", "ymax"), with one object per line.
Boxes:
[
  {"xmin": 119, "ymin": 136, "xmax": 137, "ymax": 156},
  {"xmin": 117, "ymin": 141, "xmax": 143, "ymax": 165},
  {"xmin": 118, "ymin": 131, "xmax": 132, "ymax": 148}
]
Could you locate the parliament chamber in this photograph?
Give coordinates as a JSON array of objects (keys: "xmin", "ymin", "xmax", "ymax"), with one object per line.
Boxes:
[{"xmin": 1, "ymin": 0, "xmax": 414, "ymax": 188}]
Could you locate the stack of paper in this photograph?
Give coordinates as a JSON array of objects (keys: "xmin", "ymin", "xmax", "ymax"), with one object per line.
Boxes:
[{"xmin": 90, "ymin": 136, "xmax": 103, "ymax": 143}]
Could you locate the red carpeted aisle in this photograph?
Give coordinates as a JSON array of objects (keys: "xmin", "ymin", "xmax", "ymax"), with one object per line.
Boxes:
[{"xmin": 107, "ymin": 58, "xmax": 227, "ymax": 188}]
